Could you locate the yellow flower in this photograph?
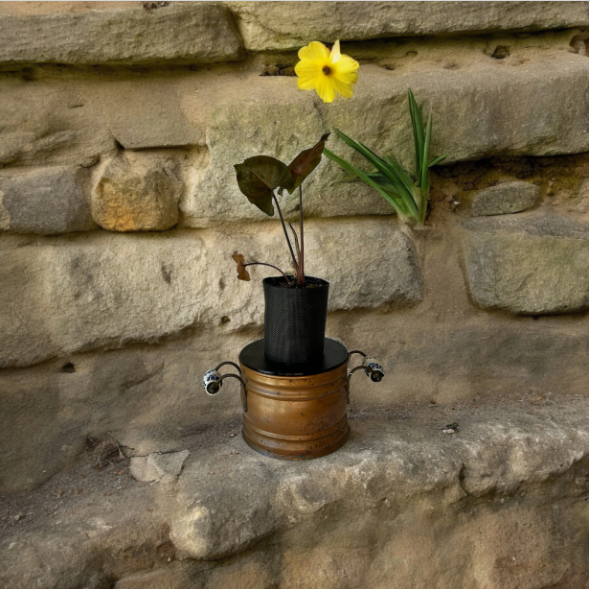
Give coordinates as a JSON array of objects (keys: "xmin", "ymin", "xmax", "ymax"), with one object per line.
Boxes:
[{"xmin": 295, "ymin": 40, "xmax": 359, "ymax": 103}]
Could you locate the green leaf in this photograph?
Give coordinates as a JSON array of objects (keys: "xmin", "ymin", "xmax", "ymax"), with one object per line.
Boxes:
[
  {"xmin": 324, "ymin": 148, "xmax": 409, "ymax": 217},
  {"xmin": 234, "ymin": 156, "xmax": 294, "ymax": 216},
  {"xmin": 428, "ymin": 155, "xmax": 446, "ymax": 168},
  {"xmin": 287, "ymin": 133, "xmax": 330, "ymax": 193},
  {"xmin": 408, "ymin": 89, "xmax": 424, "ymax": 182},
  {"xmin": 334, "ymin": 130, "xmax": 419, "ymax": 218},
  {"xmin": 419, "ymin": 112, "xmax": 433, "ymax": 223}
]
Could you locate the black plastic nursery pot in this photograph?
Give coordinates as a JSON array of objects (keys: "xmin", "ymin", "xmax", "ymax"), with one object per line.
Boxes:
[{"xmin": 263, "ymin": 276, "xmax": 329, "ymax": 365}]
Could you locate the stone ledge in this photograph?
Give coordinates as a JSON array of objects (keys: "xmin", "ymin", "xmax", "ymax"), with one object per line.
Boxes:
[
  {"xmin": 226, "ymin": 1, "xmax": 589, "ymax": 51},
  {"xmin": 0, "ymin": 397, "xmax": 587, "ymax": 589},
  {"xmin": 0, "ymin": 3, "xmax": 245, "ymax": 66}
]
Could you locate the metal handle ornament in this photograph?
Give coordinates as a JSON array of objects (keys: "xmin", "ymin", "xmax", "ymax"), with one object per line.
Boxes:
[
  {"xmin": 202, "ymin": 362, "xmax": 248, "ymax": 412},
  {"xmin": 346, "ymin": 352, "xmax": 384, "ymax": 403}
]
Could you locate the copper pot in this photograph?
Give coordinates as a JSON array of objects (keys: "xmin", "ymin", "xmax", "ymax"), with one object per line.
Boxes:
[{"xmin": 240, "ymin": 361, "xmax": 349, "ymax": 460}]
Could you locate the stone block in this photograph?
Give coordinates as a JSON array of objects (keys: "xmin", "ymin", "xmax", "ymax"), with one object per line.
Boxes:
[
  {"xmin": 101, "ymin": 78, "xmax": 204, "ymax": 150},
  {"xmin": 0, "ymin": 3, "xmax": 244, "ymax": 65},
  {"xmin": 91, "ymin": 153, "xmax": 183, "ymax": 231},
  {"xmin": 181, "ymin": 52, "xmax": 589, "ymax": 226},
  {"xmin": 461, "ymin": 214, "xmax": 588, "ymax": 314},
  {"xmin": 471, "ymin": 181, "xmax": 540, "ymax": 216},
  {"xmin": 0, "ymin": 166, "xmax": 96, "ymax": 234},
  {"xmin": 0, "ymin": 78, "xmax": 115, "ymax": 168},
  {"xmin": 0, "ymin": 218, "xmax": 421, "ymax": 368},
  {"xmin": 226, "ymin": 1, "xmax": 589, "ymax": 51}
]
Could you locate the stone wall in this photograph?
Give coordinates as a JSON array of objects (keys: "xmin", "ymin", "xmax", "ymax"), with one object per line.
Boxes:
[{"xmin": 0, "ymin": 3, "xmax": 587, "ymax": 587}]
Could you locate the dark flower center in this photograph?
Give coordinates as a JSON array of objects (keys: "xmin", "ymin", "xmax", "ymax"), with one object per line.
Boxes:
[{"xmin": 322, "ymin": 66, "xmax": 332, "ymax": 75}]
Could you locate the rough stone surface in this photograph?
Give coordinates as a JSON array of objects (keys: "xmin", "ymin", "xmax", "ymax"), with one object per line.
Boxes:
[
  {"xmin": 169, "ymin": 400, "xmax": 588, "ymax": 562},
  {"xmin": 226, "ymin": 1, "xmax": 589, "ymax": 51},
  {"xmin": 0, "ymin": 218, "xmax": 421, "ymax": 368},
  {"xmin": 471, "ymin": 181, "xmax": 540, "ymax": 216},
  {"xmin": 130, "ymin": 450, "xmax": 190, "ymax": 483},
  {"xmin": 0, "ymin": 77, "xmax": 116, "ymax": 168},
  {"xmin": 462, "ymin": 213, "xmax": 588, "ymax": 315},
  {"xmin": 101, "ymin": 78, "xmax": 205, "ymax": 150},
  {"xmin": 0, "ymin": 3, "xmax": 245, "ymax": 65},
  {"xmin": 0, "ymin": 166, "xmax": 96, "ymax": 234},
  {"xmin": 181, "ymin": 52, "xmax": 589, "ymax": 226},
  {"xmin": 92, "ymin": 152, "xmax": 184, "ymax": 231},
  {"xmin": 1, "ymin": 305, "xmax": 587, "ymax": 494},
  {"xmin": 0, "ymin": 398, "xmax": 586, "ymax": 589}
]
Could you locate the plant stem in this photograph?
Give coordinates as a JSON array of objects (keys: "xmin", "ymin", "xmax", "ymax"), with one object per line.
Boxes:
[
  {"xmin": 272, "ymin": 192, "xmax": 299, "ymax": 274},
  {"xmin": 243, "ymin": 262, "xmax": 291, "ymax": 284},
  {"xmin": 289, "ymin": 223, "xmax": 302, "ymax": 267},
  {"xmin": 298, "ymin": 185, "xmax": 305, "ymax": 285}
]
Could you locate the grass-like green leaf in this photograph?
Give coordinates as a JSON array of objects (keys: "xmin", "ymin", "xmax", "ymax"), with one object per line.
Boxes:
[
  {"xmin": 408, "ymin": 89, "xmax": 424, "ymax": 181},
  {"xmin": 334, "ymin": 130, "xmax": 419, "ymax": 218},
  {"xmin": 325, "ymin": 89, "xmax": 445, "ymax": 225},
  {"xmin": 324, "ymin": 148, "xmax": 409, "ymax": 217}
]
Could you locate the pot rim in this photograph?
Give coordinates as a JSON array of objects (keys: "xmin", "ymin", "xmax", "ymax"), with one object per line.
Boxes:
[{"xmin": 263, "ymin": 275, "xmax": 329, "ymax": 288}]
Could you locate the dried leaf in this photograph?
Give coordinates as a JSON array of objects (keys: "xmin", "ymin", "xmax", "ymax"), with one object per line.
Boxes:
[{"xmin": 232, "ymin": 253, "xmax": 251, "ymax": 281}]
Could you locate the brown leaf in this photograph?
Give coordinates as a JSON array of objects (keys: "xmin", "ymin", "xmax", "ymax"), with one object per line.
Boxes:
[
  {"xmin": 232, "ymin": 253, "xmax": 251, "ymax": 281},
  {"xmin": 287, "ymin": 133, "xmax": 330, "ymax": 193},
  {"xmin": 234, "ymin": 156, "xmax": 294, "ymax": 216}
]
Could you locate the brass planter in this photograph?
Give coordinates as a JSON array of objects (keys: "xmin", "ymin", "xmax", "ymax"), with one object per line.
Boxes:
[
  {"xmin": 203, "ymin": 339, "xmax": 383, "ymax": 460},
  {"xmin": 240, "ymin": 361, "xmax": 349, "ymax": 460}
]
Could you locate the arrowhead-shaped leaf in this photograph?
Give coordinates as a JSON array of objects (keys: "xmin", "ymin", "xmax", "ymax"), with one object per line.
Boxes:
[
  {"xmin": 287, "ymin": 133, "xmax": 330, "ymax": 193},
  {"xmin": 232, "ymin": 253, "xmax": 251, "ymax": 281},
  {"xmin": 234, "ymin": 156, "xmax": 294, "ymax": 216}
]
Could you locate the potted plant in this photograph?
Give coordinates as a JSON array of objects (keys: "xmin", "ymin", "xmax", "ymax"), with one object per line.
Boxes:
[{"xmin": 232, "ymin": 134, "xmax": 331, "ymax": 364}]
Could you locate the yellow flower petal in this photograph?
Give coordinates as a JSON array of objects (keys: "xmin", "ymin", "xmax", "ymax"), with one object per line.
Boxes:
[
  {"xmin": 333, "ymin": 53, "xmax": 359, "ymax": 76},
  {"xmin": 297, "ymin": 73, "xmax": 321, "ymax": 91},
  {"xmin": 298, "ymin": 41, "xmax": 330, "ymax": 63},
  {"xmin": 332, "ymin": 68, "xmax": 358, "ymax": 86},
  {"xmin": 330, "ymin": 76, "xmax": 355, "ymax": 99},
  {"xmin": 295, "ymin": 60, "xmax": 323, "ymax": 77},
  {"xmin": 329, "ymin": 40, "xmax": 341, "ymax": 64},
  {"xmin": 315, "ymin": 74, "xmax": 336, "ymax": 103}
]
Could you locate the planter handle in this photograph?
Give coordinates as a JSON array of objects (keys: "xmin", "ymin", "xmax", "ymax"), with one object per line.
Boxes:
[
  {"xmin": 346, "ymin": 352, "xmax": 384, "ymax": 403},
  {"xmin": 203, "ymin": 364, "xmax": 248, "ymax": 412}
]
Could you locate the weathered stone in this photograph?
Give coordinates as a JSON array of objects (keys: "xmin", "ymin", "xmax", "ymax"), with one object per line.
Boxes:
[
  {"xmin": 462, "ymin": 214, "xmax": 588, "ymax": 314},
  {"xmin": 0, "ymin": 218, "xmax": 421, "ymax": 368},
  {"xmin": 181, "ymin": 51, "xmax": 589, "ymax": 226},
  {"xmin": 226, "ymin": 1, "xmax": 589, "ymax": 51},
  {"xmin": 0, "ymin": 398, "xmax": 586, "ymax": 589},
  {"xmin": 0, "ymin": 2, "xmax": 139, "ymax": 15},
  {"xmin": 1, "ymin": 303, "xmax": 587, "ymax": 494},
  {"xmin": 0, "ymin": 3, "xmax": 244, "ymax": 65},
  {"xmin": 114, "ymin": 566, "xmax": 197, "ymax": 589},
  {"xmin": 471, "ymin": 181, "xmax": 540, "ymax": 216},
  {"xmin": 167, "ymin": 400, "xmax": 588, "ymax": 570},
  {"xmin": 0, "ymin": 77, "xmax": 115, "ymax": 168},
  {"xmin": 0, "ymin": 166, "xmax": 96, "ymax": 234},
  {"xmin": 101, "ymin": 78, "xmax": 204, "ymax": 150},
  {"xmin": 130, "ymin": 450, "xmax": 190, "ymax": 483},
  {"xmin": 92, "ymin": 153, "xmax": 183, "ymax": 231}
]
